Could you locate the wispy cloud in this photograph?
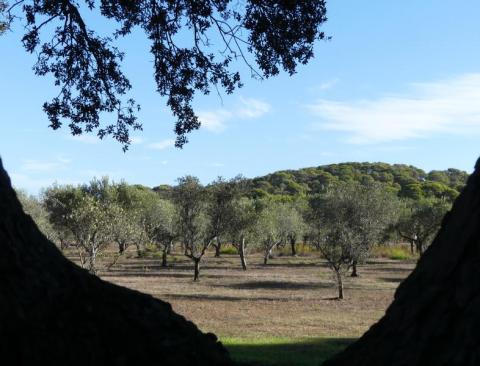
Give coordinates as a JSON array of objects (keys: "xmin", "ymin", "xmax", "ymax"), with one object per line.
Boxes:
[
  {"xmin": 309, "ymin": 78, "xmax": 339, "ymax": 93},
  {"xmin": 198, "ymin": 96, "xmax": 271, "ymax": 132},
  {"xmin": 198, "ymin": 110, "xmax": 232, "ymax": 132},
  {"xmin": 237, "ymin": 97, "xmax": 271, "ymax": 119},
  {"xmin": 130, "ymin": 136, "xmax": 145, "ymax": 145},
  {"xmin": 147, "ymin": 139, "xmax": 175, "ymax": 150},
  {"xmin": 21, "ymin": 157, "xmax": 71, "ymax": 173},
  {"xmin": 308, "ymin": 73, "xmax": 480, "ymax": 144}
]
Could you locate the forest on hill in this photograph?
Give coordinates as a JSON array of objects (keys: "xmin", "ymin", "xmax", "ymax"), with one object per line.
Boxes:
[{"xmin": 154, "ymin": 162, "xmax": 468, "ymax": 203}]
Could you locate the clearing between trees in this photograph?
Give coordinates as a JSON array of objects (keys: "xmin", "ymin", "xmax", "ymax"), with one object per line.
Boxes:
[{"xmin": 69, "ymin": 248, "xmax": 415, "ymax": 366}]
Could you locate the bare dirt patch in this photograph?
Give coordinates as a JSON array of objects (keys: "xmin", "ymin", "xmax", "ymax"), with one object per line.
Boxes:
[{"xmin": 95, "ymin": 252, "xmax": 415, "ymax": 339}]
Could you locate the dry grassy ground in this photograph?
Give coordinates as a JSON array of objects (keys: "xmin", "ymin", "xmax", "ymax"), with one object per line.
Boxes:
[{"xmin": 93, "ymin": 250, "xmax": 415, "ymax": 339}]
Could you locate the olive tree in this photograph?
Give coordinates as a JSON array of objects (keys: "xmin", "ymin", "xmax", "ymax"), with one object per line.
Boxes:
[
  {"xmin": 207, "ymin": 176, "xmax": 243, "ymax": 257},
  {"xmin": 396, "ymin": 198, "xmax": 451, "ymax": 255},
  {"xmin": 173, "ymin": 176, "xmax": 215, "ymax": 281},
  {"xmin": 151, "ymin": 199, "xmax": 177, "ymax": 267},
  {"xmin": 345, "ymin": 183, "xmax": 400, "ymax": 277},
  {"xmin": 307, "ymin": 187, "xmax": 363, "ymax": 299},
  {"xmin": 255, "ymin": 201, "xmax": 302, "ymax": 265},
  {"xmin": 228, "ymin": 198, "xmax": 259, "ymax": 270}
]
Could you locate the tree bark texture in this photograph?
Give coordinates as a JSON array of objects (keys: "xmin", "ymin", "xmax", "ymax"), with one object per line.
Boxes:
[{"xmin": 0, "ymin": 158, "xmax": 232, "ymax": 366}]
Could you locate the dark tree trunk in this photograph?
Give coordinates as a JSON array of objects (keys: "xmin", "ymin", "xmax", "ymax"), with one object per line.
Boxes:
[
  {"xmin": 335, "ymin": 270, "xmax": 344, "ymax": 300},
  {"xmin": 162, "ymin": 248, "xmax": 168, "ymax": 267},
  {"xmin": 118, "ymin": 241, "xmax": 126, "ymax": 255},
  {"xmin": 263, "ymin": 248, "xmax": 271, "ymax": 265},
  {"xmin": 193, "ymin": 258, "xmax": 201, "ymax": 281},
  {"xmin": 351, "ymin": 261, "xmax": 358, "ymax": 277},
  {"xmin": 323, "ymin": 157, "xmax": 480, "ymax": 366},
  {"xmin": 410, "ymin": 239, "xmax": 415, "ymax": 254},
  {"xmin": 239, "ymin": 238, "xmax": 247, "ymax": 271},
  {"xmin": 416, "ymin": 239, "xmax": 424, "ymax": 255},
  {"xmin": 290, "ymin": 238, "xmax": 297, "ymax": 256},
  {"xmin": 214, "ymin": 241, "xmax": 221, "ymax": 257},
  {"xmin": 0, "ymin": 159, "xmax": 233, "ymax": 365}
]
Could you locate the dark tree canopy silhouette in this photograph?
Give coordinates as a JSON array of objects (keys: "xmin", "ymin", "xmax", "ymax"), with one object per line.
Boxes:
[{"xmin": 4, "ymin": 0, "xmax": 327, "ymax": 149}]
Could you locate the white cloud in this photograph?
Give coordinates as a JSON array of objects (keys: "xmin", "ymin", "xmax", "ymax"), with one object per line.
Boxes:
[
  {"xmin": 130, "ymin": 136, "xmax": 145, "ymax": 145},
  {"xmin": 237, "ymin": 97, "xmax": 271, "ymax": 119},
  {"xmin": 310, "ymin": 79, "xmax": 339, "ymax": 92},
  {"xmin": 198, "ymin": 110, "xmax": 232, "ymax": 132},
  {"xmin": 308, "ymin": 73, "xmax": 480, "ymax": 144},
  {"xmin": 198, "ymin": 97, "xmax": 271, "ymax": 132},
  {"xmin": 147, "ymin": 139, "xmax": 175, "ymax": 150}
]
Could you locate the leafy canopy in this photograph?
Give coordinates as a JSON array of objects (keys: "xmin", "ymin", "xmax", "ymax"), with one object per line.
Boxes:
[{"xmin": 5, "ymin": 0, "xmax": 327, "ymax": 149}]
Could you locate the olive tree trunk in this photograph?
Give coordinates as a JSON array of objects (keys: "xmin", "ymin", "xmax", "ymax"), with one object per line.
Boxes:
[{"xmin": 239, "ymin": 237, "xmax": 247, "ymax": 271}]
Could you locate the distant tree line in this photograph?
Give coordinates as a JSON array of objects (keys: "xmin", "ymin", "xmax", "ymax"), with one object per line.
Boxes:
[{"xmin": 16, "ymin": 162, "xmax": 457, "ymax": 298}]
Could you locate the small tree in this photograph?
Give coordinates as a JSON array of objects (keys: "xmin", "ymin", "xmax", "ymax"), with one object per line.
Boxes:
[
  {"xmin": 151, "ymin": 199, "xmax": 177, "ymax": 267},
  {"xmin": 307, "ymin": 187, "xmax": 363, "ymax": 299},
  {"xmin": 345, "ymin": 183, "xmax": 400, "ymax": 277},
  {"xmin": 255, "ymin": 201, "xmax": 296, "ymax": 265},
  {"xmin": 396, "ymin": 198, "xmax": 451, "ymax": 255},
  {"xmin": 228, "ymin": 198, "xmax": 259, "ymax": 270},
  {"xmin": 173, "ymin": 176, "xmax": 215, "ymax": 281},
  {"xmin": 207, "ymin": 176, "xmax": 243, "ymax": 257}
]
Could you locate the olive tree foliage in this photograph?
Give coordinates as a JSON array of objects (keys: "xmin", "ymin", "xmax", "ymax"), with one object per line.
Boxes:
[
  {"xmin": 227, "ymin": 197, "xmax": 259, "ymax": 270},
  {"xmin": 396, "ymin": 198, "xmax": 451, "ymax": 255},
  {"xmin": 254, "ymin": 201, "xmax": 305, "ymax": 265},
  {"xmin": 207, "ymin": 176, "xmax": 244, "ymax": 257},
  {"xmin": 5, "ymin": 0, "xmax": 327, "ymax": 149},
  {"xmin": 173, "ymin": 175, "xmax": 216, "ymax": 281},
  {"xmin": 43, "ymin": 184, "xmax": 114, "ymax": 274},
  {"xmin": 307, "ymin": 188, "xmax": 362, "ymax": 300},
  {"xmin": 344, "ymin": 183, "xmax": 400, "ymax": 277},
  {"xmin": 16, "ymin": 189, "xmax": 57, "ymax": 242},
  {"xmin": 151, "ymin": 199, "xmax": 177, "ymax": 268}
]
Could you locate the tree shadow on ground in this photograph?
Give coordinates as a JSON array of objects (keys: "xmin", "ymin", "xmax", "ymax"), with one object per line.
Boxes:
[
  {"xmin": 379, "ymin": 277, "xmax": 405, "ymax": 283},
  {"xmin": 223, "ymin": 337, "xmax": 355, "ymax": 366},
  {"xmin": 165, "ymin": 293, "xmax": 306, "ymax": 302},
  {"xmin": 218, "ymin": 280, "xmax": 333, "ymax": 291}
]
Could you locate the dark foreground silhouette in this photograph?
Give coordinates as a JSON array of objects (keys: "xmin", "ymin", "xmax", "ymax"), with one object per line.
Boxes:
[
  {"xmin": 324, "ymin": 157, "xmax": 480, "ymax": 366},
  {"xmin": 0, "ymin": 158, "xmax": 233, "ymax": 365}
]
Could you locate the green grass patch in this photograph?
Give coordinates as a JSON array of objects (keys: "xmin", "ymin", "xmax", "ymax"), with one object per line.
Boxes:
[
  {"xmin": 222, "ymin": 337, "xmax": 353, "ymax": 366},
  {"xmin": 373, "ymin": 245, "xmax": 414, "ymax": 261},
  {"xmin": 220, "ymin": 246, "xmax": 239, "ymax": 255}
]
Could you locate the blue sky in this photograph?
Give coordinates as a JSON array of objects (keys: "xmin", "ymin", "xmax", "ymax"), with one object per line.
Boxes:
[{"xmin": 1, "ymin": 1, "xmax": 480, "ymax": 194}]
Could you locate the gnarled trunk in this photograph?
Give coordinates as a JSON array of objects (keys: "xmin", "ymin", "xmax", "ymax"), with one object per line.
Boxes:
[
  {"xmin": 0, "ymin": 158, "xmax": 233, "ymax": 365},
  {"xmin": 239, "ymin": 237, "xmax": 247, "ymax": 271},
  {"xmin": 193, "ymin": 257, "xmax": 201, "ymax": 281}
]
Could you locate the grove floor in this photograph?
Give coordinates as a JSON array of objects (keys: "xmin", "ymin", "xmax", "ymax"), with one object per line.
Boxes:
[{"xmin": 95, "ymin": 251, "xmax": 415, "ymax": 339}]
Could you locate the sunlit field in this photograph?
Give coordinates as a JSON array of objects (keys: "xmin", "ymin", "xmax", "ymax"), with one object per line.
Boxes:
[{"xmin": 66, "ymin": 246, "xmax": 416, "ymax": 366}]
